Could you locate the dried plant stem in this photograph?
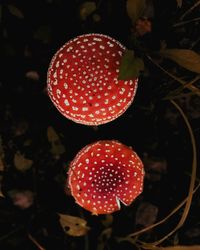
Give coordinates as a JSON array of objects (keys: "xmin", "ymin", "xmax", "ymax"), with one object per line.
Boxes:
[
  {"xmin": 125, "ymin": 182, "xmax": 200, "ymax": 239},
  {"xmin": 147, "ymin": 55, "xmax": 200, "ymax": 97},
  {"xmin": 139, "ymin": 100, "xmax": 197, "ymax": 249},
  {"xmin": 173, "ymin": 16, "xmax": 200, "ymax": 27},
  {"xmin": 0, "ymin": 226, "xmax": 24, "ymax": 241},
  {"xmin": 28, "ymin": 234, "xmax": 46, "ymax": 250},
  {"xmin": 119, "ymin": 101, "xmax": 198, "ymax": 249},
  {"xmin": 164, "ymin": 75, "xmax": 200, "ymax": 99},
  {"xmin": 180, "ymin": 0, "xmax": 200, "ymax": 20},
  {"xmin": 164, "ymin": 90, "xmax": 199, "ymax": 100}
]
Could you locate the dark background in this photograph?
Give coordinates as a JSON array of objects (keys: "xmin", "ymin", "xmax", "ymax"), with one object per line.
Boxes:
[{"xmin": 0, "ymin": 0, "xmax": 200, "ymax": 249}]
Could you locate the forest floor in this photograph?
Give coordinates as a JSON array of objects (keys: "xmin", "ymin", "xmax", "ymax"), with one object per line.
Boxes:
[{"xmin": 0, "ymin": 1, "xmax": 200, "ymax": 250}]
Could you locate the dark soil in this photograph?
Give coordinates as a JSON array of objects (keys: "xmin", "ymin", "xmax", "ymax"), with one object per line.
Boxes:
[{"xmin": 0, "ymin": 1, "xmax": 200, "ymax": 250}]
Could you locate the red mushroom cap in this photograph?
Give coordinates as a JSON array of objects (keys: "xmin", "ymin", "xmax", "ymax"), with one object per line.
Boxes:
[
  {"xmin": 47, "ymin": 33, "xmax": 138, "ymax": 125},
  {"xmin": 68, "ymin": 140, "xmax": 144, "ymax": 215}
]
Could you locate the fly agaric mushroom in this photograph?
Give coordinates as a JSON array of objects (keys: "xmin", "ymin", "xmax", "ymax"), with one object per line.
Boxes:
[
  {"xmin": 47, "ymin": 33, "xmax": 138, "ymax": 125},
  {"xmin": 68, "ymin": 140, "xmax": 144, "ymax": 215}
]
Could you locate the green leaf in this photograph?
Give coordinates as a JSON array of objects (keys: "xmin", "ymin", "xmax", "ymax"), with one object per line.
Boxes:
[
  {"xmin": 160, "ymin": 49, "xmax": 200, "ymax": 73},
  {"xmin": 79, "ymin": 1, "xmax": 96, "ymax": 21},
  {"xmin": 118, "ymin": 50, "xmax": 144, "ymax": 80},
  {"xmin": 126, "ymin": 0, "xmax": 146, "ymax": 24}
]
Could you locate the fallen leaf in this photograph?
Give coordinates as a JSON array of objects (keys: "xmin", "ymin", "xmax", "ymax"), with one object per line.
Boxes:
[
  {"xmin": 79, "ymin": 1, "xmax": 96, "ymax": 21},
  {"xmin": 0, "ymin": 190, "xmax": 4, "ymax": 198},
  {"xmin": 176, "ymin": 0, "xmax": 182, "ymax": 8},
  {"xmin": 7, "ymin": 4, "xmax": 24, "ymax": 19},
  {"xmin": 25, "ymin": 71, "xmax": 40, "ymax": 81},
  {"xmin": 47, "ymin": 126, "xmax": 59, "ymax": 142},
  {"xmin": 97, "ymin": 228, "xmax": 112, "ymax": 250},
  {"xmin": 135, "ymin": 202, "xmax": 158, "ymax": 227},
  {"xmin": 8, "ymin": 190, "xmax": 34, "ymax": 209},
  {"xmin": 58, "ymin": 214, "xmax": 90, "ymax": 237},
  {"xmin": 14, "ymin": 121, "xmax": 29, "ymax": 136},
  {"xmin": 126, "ymin": 0, "xmax": 146, "ymax": 25},
  {"xmin": 14, "ymin": 151, "xmax": 33, "ymax": 171},
  {"xmin": 0, "ymin": 158, "xmax": 4, "ymax": 172},
  {"xmin": 34, "ymin": 25, "xmax": 52, "ymax": 43},
  {"xmin": 47, "ymin": 127, "xmax": 66, "ymax": 159},
  {"xmin": 160, "ymin": 49, "xmax": 200, "ymax": 73},
  {"xmin": 0, "ymin": 136, "xmax": 4, "ymax": 166},
  {"xmin": 118, "ymin": 50, "xmax": 144, "ymax": 80},
  {"xmin": 101, "ymin": 214, "xmax": 113, "ymax": 227},
  {"xmin": 92, "ymin": 13, "xmax": 101, "ymax": 22},
  {"xmin": 156, "ymin": 246, "xmax": 200, "ymax": 250}
]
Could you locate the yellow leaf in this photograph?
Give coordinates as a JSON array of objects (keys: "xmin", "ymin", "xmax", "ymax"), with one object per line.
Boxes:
[
  {"xmin": 7, "ymin": 4, "xmax": 24, "ymax": 19},
  {"xmin": 79, "ymin": 1, "xmax": 96, "ymax": 21},
  {"xmin": 126, "ymin": 0, "xmax": 146, "ymax": 24},
  {"xmin": 157, "ymin": 246, "xmax": 200, "ymax": 250},
  {"xmin": 14, "ymin": 151, "xmax": 33, "ymax": 172},
  {"xmin": 58, "ymin": 214, "xmax": 90, "ymax": 237}
]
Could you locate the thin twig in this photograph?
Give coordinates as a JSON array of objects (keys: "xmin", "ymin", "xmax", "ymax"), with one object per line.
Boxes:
[
  {"xmin": 139, "ymin": 100, "xmax": 197, "ymax": 248},
  {"xmin": 126, "ymin": 182, "xmax": 200, "ymax": 239},
  {"xmin": 190, "ymin": 36, "xmax": 200, "ymax": 49},
  {"xmin": 147, "ymin": 55, "xmax": 200, "ymax": 97},
  {"xmin": 28, "ymin": 234, "xmax": 46, "ymax": 250},
  {"xmin": 0, "ymin": 226, "xmax": 24, "ymax": 241},
  {"xmin": 164, "ymin": 75, "xmax": 200, "ymax": 99},
  {"xmin": 173, "ymin": 16, "xmax": 200, "ymax": 27},
  {"xmin": 164, "ymin": 90, "xmax": 199, "ymax": 100},
  {"xmin": 180, "ymin": 0, "xmax": 200, "ymax": 20}
]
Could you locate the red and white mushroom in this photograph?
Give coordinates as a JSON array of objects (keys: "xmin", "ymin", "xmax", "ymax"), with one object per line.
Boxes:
[
  {"xmin": 68, "ymin": 140, "xmax": 144, "ymax": 215},
  {"xmin": 47, "ymin": 33, "xmax": 138, "ymax": 125}
]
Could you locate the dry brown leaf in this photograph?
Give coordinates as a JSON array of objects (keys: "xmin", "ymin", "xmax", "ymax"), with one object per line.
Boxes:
[
  {"xmin": 51, "ymin": 143, "xmax": 66, "ymax": 158},
  {"xmin": 135, "ymin": 202, "xmax": 158, "ymax": 227},
  {"xmin": 7, "ymin": 4, "xmax": 24, "ymax": 19},
  {"xmin": 58, "ymin": 213, "xmax": 89, "ymax": 237},
  {"xmin": 0, "ymin": 136, "xmax": 4, "ymax": 166},
  {"xmin": 97, "ymin": 228, "xmax": 112, "ymax": 250},
  {"xmin": 14, "ymin": 151, "xmax": 33, "ymax": 171},
  {"xmin": 47, "ymin": 127, "xmax": 66, "ymax": 158},
  {"xmin": 126, "ymin": 0, "xmax": 146, "ymax": 25},
  {"xmin": 157, "ymin": 246, "xmax": 200, "ymax": 250},
  {"xmin": 176, "ymin": 0, "xmax": 182, "ymax": 8},
  {"xmin": 101, "ymin": 214, "xmax": 113, "ymax": 227},
  {"xmin": 0, "ymin": 158, "xmax": 4, "ymax": 172},
  {"xmin": 79, "ymin": 1, "xmax": 96, "ymax": 21},
  {"xmin": 47, "ymin": 126, "xmax": 59, "ymax": 142},
  {"xmin": 0, "ymin": 190, "xmax": 4, "ymax": 198},
  {"xmin": 25, "ymin": 71, "xmax": 40, "ymax": 81},
  {"xmin": 160, "ymin": 49, "xmax": 200, "ymax": 73}
]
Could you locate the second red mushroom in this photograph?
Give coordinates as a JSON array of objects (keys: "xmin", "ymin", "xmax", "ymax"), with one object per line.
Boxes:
[{"xmin": 68, "ymin": 140, "xmax": 144, "ymax": 215}]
